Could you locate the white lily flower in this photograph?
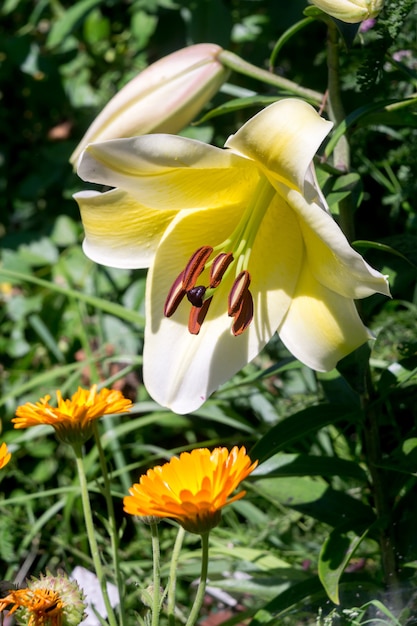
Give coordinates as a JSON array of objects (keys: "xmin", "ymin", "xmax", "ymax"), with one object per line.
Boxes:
[{"xmin": 74, "ymin": 99, "xmax": 390, "ymax": 413}]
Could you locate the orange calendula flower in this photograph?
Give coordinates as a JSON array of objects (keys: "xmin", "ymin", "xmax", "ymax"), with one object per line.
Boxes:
[
  {"xmin": 0, "ymin": 588, "xmax": 63, "ymax": 626},
  {"xmin": 13, "ymin": 385, "xmax": 132, "ymax": 445},
  {"xmin": 0, "ymin": 570, "xmax": 86, "ymax": 626},
  {"xmin": 0, "ymin": 442, "xmax": 11, "ymax": 469},
  {"xmin": 124, "ymin": 446, "xmax": 258, "ymax": 534}
]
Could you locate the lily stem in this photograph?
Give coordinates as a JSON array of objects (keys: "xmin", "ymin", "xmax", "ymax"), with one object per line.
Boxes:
[
  {"xmin": 219, "ymin": 50, "xmax": 323, "ymax": 104},
  {"xmin": 185, "ymin": 532, "xmax": 210, "ymax": 626},
  {"xmin": 73, "ymin": 442, "xmax": 118, "ymax": 626},
  {"xmin": 150, "ymin": 521, "xmax": 161, "ymax": 626},
  {"xmin": 167, "ymin": 526, "xmax": 186, "ymax": 626},
  {"xmin": 362, "ymin": 375, "xmax": 401, "ymax": 607},
  {"xmin": 326, "ymin": 21, "xmax": 354, "ymax": 242},
  {"xmin": 326, "ymin": 20, "xmax": 401, "ymax": 601}
]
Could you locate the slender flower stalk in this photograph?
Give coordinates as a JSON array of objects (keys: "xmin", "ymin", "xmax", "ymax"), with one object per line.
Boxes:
[
  {"xmin": 73, "ymin": 442, "xmax": 118, "ymax": 626},
  {"xmin": 185, "ymin": 532, "xmax": 210, "ymax": 626},
  {"xmin": 150, "ymin": 521, "xmax": 161, "ymax": 626},
  {"xmin": 218, "ymin": 50, "xmax": 323, "ymax": 104},
  {"xmin": 326, "ymin": 21, "xmax": 354, "ymax": 240},
  {"xmin": 167, "ymin": 526, "xmax": 186, "ymax": 626},
  {"xmin": 93, "ymin": 424, "xmax": 126, "ymax": 626}
]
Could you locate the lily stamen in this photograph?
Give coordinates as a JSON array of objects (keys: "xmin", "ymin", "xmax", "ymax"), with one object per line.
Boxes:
[
  {"xmin": 231, "ymin": 288, "xmax": 254, "ymax": 336},
  {"xmin": 188, "ymin": 297, "xmax": 212, "ymax": 335},
  {"xmin": 164, "ymin": 246, "xmax": 255, "ymax": 336},
  {"xmin": 228, "ymin": 270, "xmax": 252, "ymax": 316},
  {"xmin": 164, "ymin": 270, "xmax": 187, "ymax": 317},
  {"xmin": 182, "ymin": 245, "xmax": 213, "ymax": 290},
  {"xmin": 209, "ymin": 252, "xmax": 234, "ymax": 288}
]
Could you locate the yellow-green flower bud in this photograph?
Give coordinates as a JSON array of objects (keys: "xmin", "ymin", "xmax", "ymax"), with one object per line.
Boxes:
[
  {"xmin": 70, "ymin": 43, "xmax": 229, "ymax": 167},
  {"xmin": 308, "ymin": 0, "xmax": 384, "ymax": 23}
]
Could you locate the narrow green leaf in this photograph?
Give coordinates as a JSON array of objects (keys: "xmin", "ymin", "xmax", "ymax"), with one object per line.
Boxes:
[
  {"xmin": 249, "ymin": 404, "xmax": 361, "ymax": 464},
  {"xmin": 252, "ymin": 452, "xmax": 368, "ymax": 483},
  {"xmin": 0, "ymin": 268, "xmax": 145, "ymax": 326},
  {"xmin": 269, "ymin": 18, "xmax": 313, "ymax": 70},
  {"xmin": 318, "ymin": 527, "xmax": 369, "ymax": 604},
  {"xmin": 352, "ymin": 240, "xmax": 417, "ymax": 268},
  {"xmin": 325, "ymin": 97, "xmax": 417, "ymax": 158},
  {"xmin": 248, "ymin": 577, "xmax": 324, "ymax": 626},
  {"xmin": 195, "ymin": 96, "xmax": 280, "ymax": 124},
  {"xmin": 46, "ymin": 0, "xmax": 103, "ymax": 48},
  {"xmin": 252, "ymin": 476, "xmax": 375, "ymax": 530}
]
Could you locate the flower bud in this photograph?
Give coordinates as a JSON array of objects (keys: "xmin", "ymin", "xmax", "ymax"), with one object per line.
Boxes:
[
  {"xmin": 70, "ymin": 43, "xmax": 229, "ymax": 167},
  {"xmin": 308, "ymin": 0, "xmax": 384, "ymax": 23}
]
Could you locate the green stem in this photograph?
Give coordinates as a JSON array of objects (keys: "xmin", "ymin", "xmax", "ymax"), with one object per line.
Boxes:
[
  {"xmin": 167, "ymin": 526, "xmax": 186, "ymax": 626},
  {"xmin": 326, "ymin": 18, "xmax": 400, "ymax": 601},
  {"xmin": 362, "ymin": 377, "xmax": 401, "ymax": 607},
  {"xmin": 185, "ymin": 532, "xmax": 210, "ymax": 626},
  {"xmin": 218, "ymin": 50, "xmax": 323, "ymax": 105},
  {"xmin": 93, "ymin": 424, "xmax": 126, "ymax": 626},
  {"xmin": 150, "ymin": 521, "xmax": 161, "ymax": 626},
  {"xmin": 73, "ymin": 443, "xmax": 118, "ymax": 626},
  {"xmin": 326, "ymin": 22, "xmax": 354, "ymax": 242}
]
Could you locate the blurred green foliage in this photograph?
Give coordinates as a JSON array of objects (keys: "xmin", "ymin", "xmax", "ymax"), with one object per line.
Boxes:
[{"xmin": 1, "ymin": 0, "xmax": 417, "ymax": 624}]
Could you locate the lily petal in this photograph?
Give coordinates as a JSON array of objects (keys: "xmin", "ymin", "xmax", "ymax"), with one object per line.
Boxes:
[
  {"xmin": 225, "ymin": 99, "xmax": 333, "ymax": 191},
  {"xmin": 77, "ymin": 135, "xmax": 259, "ymax": 210},
  {"xmin": 75, "ymin": 189, "xmax": 179, "ymax": 268},
  {"xmin": 144, "ymin": 189, "xmax": 303, "ymax": 414},
  {"xmin": 285, "ymin": 188, "xmax": 390, "ymax": 299},
  {"xmin": 278, "ymin": 262, "xmax": 372, "ymax": 371}
]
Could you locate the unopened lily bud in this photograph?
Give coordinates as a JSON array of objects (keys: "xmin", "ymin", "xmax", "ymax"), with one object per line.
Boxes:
[
  {"xmin": 308, "ymin": 0, "xmax": 384, "ymax": 23},
  {"xmin": 70, "ymin": 43, "xmax": 229, "ymax": 167}
]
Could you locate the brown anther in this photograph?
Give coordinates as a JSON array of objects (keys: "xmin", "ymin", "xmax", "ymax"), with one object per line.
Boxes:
[
  {"xmin": 231, "ymin": 289, "xmax": 253, "ymax": 336},
  {"xmin": 188, "ymin": 297, "xmax": 213, "ymax": 335},
  {"xmin": 182, "ymin": 246, "xmax": 213, "ymax": 291},
  {"xmin": 228, "ymin": 270, "xmax": 251, "ymax": 316},
  {"xmin": 164, "ymin": 270, "xmax": 186, "ymax": 317},
  {"xmin": 187, "ymin": 285, "xmax": 206, "ymax": 307},
  {"xmin": 209, "ymin": 252, "xmax": 234, "ymax": 288}
]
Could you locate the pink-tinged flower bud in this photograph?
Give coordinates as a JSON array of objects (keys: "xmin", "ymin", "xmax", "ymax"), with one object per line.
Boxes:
[
  {"xmin": 308, "ymin": 0, "xmax": 384, "ymax": 23},
  {"xmin": 70, "ymin": 43, "xmax": 229, "ymax": 167}
]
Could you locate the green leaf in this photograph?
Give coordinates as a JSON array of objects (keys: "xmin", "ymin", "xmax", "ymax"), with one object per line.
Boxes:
[
  {"xmin": 0, "ymin": 268, "xmax": 145, "ymax": 326},
  {"xmin": 318, "ymin": 526, "xmax": 369, "ymax": 604},
  {"xmin": 324, "ymin": 173, "xmax": 363, "ymax": 214},
  {"xmin": 325, "ymin": 97, "xmax": 417, "ymax": 158},
  {"xmin": 249, "ymin": 404, "xmax": 362, "ymax": 464},
  {"xmin": 248, "ymin": 577, "xmax": 325, "ymax": 626},
  {"xmin": 253, "ymin": 452, "xmax": 367, "ymax": 483},
  {"xmin": 195, "ymin": 96, "xmax": 280, "ymax": 125},
  {"xmin": 46, "ymin": 0, "xmax": 103, "ymax": 48},
  {"xmin": 252, "ymin": 476, "xmax": 375, "ymax": 530}
]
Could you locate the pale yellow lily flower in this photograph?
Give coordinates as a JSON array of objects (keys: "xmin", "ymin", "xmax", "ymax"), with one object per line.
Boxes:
[
  {"xmin": 308, "ymin": 0, "xmax": 384, "ymax": 23},
  {"xmin": 70, "ymin": 43, "xmax": 229, "ymax": 167},
  {"xmin": 74, "ymin": 98, "xmax": 390, "ymax": 414}
]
